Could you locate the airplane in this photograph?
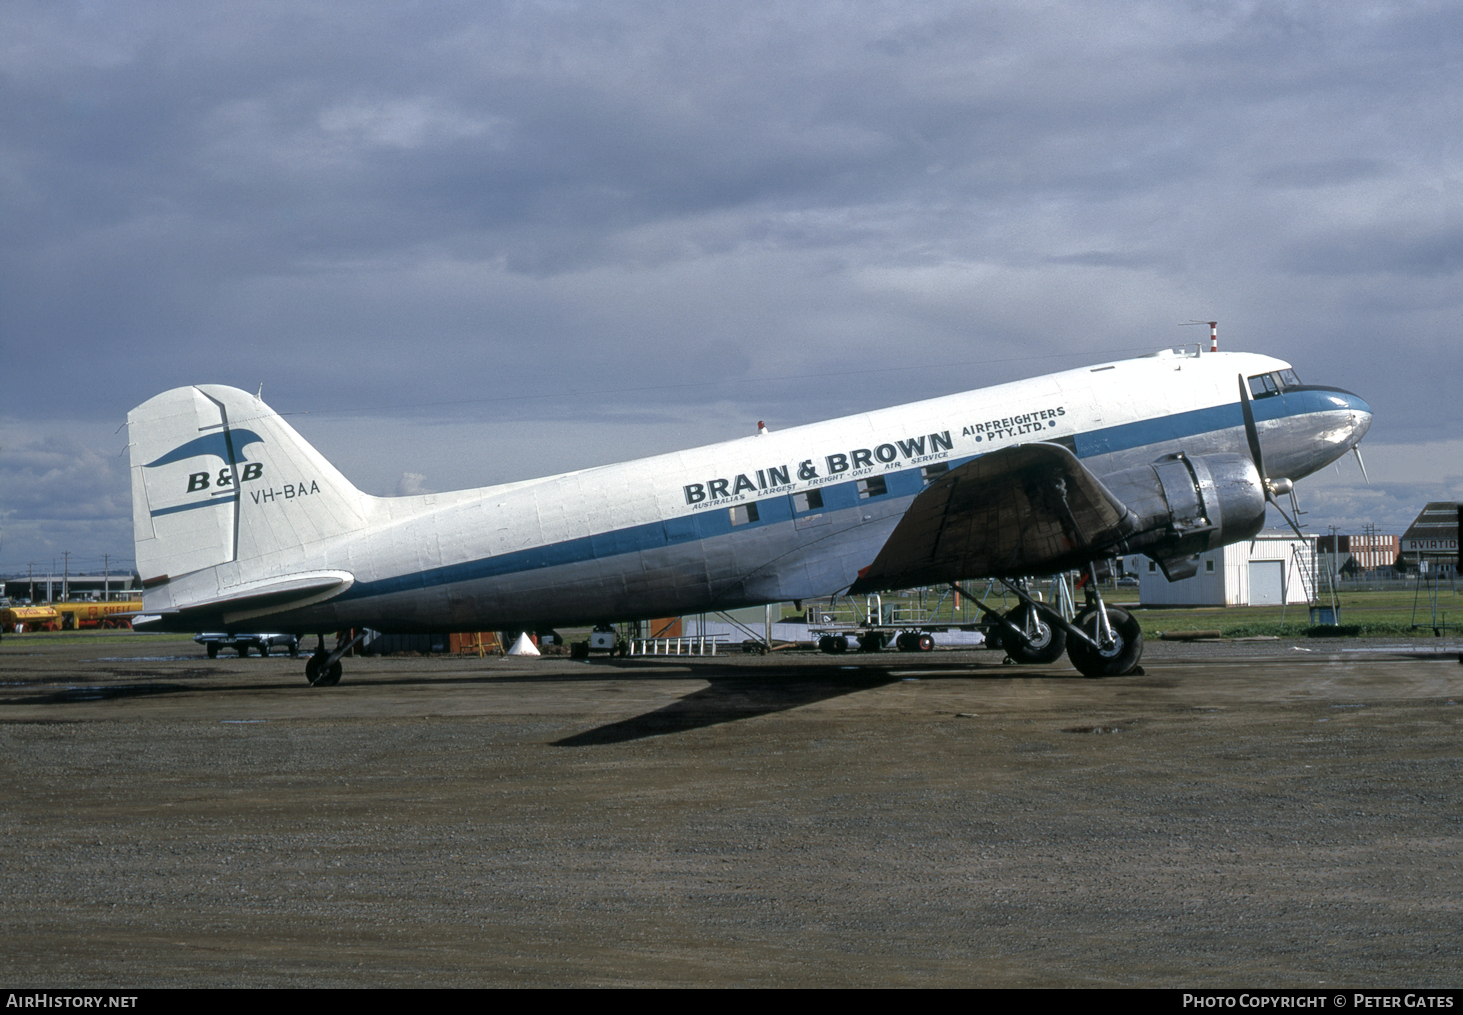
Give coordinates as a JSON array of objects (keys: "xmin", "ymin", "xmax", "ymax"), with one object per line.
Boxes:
[{"xmin": 126, "ymin": 344, "xmax": 1372, "ymax": 685}]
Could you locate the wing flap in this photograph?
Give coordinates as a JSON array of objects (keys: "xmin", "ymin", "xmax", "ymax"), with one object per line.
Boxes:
[{"xmin": 850, "ymin": 442, "xmax": 1134, "ymax": 592}]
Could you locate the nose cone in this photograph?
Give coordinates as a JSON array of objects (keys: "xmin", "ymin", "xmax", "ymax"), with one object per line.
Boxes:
[
  {"xmin": 1345, "ymin": 390, "xmax": 1373, "ymax": 448},
  {"xmin": 1319, "ymin": 388, "xmax": 1373, "ymax": 475},
  {"xmin": 1324, "ymin": 387, "xmax": 1373, "ymax": 454},
  {"xmin": 1265, "ymin": 386, "xmax": 1373, "ymax": 482}
]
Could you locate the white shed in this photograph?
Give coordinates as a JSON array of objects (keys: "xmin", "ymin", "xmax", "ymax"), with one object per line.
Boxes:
[{"xmin": 1124, "ymin": 531, "xmax": 1316, "ymax": 607}]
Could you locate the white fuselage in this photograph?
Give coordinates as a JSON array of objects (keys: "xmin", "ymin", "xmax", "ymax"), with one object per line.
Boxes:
[{"xmin": 133, "ymin": 349, "xmax": 1370, "ymax": 633}]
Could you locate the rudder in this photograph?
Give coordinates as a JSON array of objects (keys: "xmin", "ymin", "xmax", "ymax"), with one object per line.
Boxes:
[{"xmin": 128, "ymin": 385, "xmax": 368, "ymax": 587}]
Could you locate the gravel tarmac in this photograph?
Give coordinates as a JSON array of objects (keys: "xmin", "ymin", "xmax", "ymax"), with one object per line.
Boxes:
[{"xmin": 1, "ymin": 633, "xmax": 1461, "ymax": 987}]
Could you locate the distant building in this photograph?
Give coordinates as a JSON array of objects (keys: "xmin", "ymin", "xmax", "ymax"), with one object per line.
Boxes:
[
  {"xmin": 1398, "ymin": 502, "xmax": 1459, "ymax": 576},
  {"xmin": 0, "ymin": 573, "xmax": 140, "ymax": 603},
  {"xmin": 1124, "ymin": 531, "xmax": 1317, "ymax": 607},
  {"xmin": 1316, "ymin": 531, "xmax": 1400, "ymax": 576}
]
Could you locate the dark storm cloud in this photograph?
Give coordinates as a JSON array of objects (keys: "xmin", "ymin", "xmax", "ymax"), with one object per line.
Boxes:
[{"xmin": 3, "ymin": 1, "xmax": 1462, "ymax": 565}]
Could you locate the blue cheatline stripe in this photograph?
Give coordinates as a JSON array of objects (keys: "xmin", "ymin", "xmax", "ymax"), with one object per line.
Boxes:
[
  {"xmin": 151, "ymin": 497, "xmax": 233, "ymax": 518},
  {"xmin": 336, "ymin": 392, "xmax": 1357, "ymax": 604},
  {"xmin": 1073, "ymin": 387, "xmax": 1361, "ymax": 459}
]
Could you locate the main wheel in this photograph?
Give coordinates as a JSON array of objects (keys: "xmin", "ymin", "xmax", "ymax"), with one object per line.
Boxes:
[
  {"xmin": 1066, "ymin": 607, "xmax": 1143, "ymax": 678},
  {"xmin": 305, "ymin": 654, "xmax": 343, "ymax": 687},
  {"xmin": 1001, "ymin": 604, "xmax": 1067, "ymax": 664}
]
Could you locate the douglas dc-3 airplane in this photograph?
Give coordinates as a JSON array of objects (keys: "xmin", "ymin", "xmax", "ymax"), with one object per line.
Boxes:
[{"xmin": 128, "ymin": 345, "xmax": 1371, "ymax": 685}]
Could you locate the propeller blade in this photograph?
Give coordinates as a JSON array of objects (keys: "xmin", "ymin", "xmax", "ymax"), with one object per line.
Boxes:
[
  {"xmin": 1353, "ymin": 446, "xmax": 1370, "ymax": 484},
  {"xmin": 1237, "ymin": 373, "xmax": 1268, "ymax": 489}
]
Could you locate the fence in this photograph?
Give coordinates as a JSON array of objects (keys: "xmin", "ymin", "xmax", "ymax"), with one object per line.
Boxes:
[{"xmin": 627, "ymin": 635, "xmax": 726, "ymax": 656}]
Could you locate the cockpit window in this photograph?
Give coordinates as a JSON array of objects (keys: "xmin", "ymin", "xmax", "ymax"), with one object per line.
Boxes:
[{"xmin": 1247, "ymin": 370, "xmax": 1301, "ymax": 398}]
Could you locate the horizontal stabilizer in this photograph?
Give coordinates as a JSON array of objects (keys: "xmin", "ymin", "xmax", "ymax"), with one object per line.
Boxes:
[{"xmin": 133, "ymin": 570, "xmax": 354, "ymax": 631}]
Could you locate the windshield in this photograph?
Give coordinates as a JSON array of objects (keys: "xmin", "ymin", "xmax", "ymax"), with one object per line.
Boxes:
[{"xmin": 1248, "ymin": 369, "xmax": 1302, "ymax": 398}]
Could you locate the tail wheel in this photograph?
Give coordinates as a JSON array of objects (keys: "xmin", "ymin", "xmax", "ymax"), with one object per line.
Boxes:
[
  {"xmin": 305, "ymin": 654, "xmax": 343, "ymax": 687},
  {"xmin": 1066, "ymin": 607, "xmax": 1144, "ymax": 678},
  {"xmin": 1002, "ymin": 603, "xmax": 1067, "ymax": 664}
]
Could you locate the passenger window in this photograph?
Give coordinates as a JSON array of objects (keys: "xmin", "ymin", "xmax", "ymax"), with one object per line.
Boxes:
[
  {"xmin": 792, "ymin": 490, "xmax": 823, "ymax": 513},
  {"xmin": 858, "ymin": 476, "xmax": 888, "ymax": 499},
  {"xmin": 728, "ymin": 502, "xmax": 759, "ymax": 526}
]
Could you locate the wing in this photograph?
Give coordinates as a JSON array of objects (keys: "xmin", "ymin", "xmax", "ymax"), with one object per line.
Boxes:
[{"xmin": 849, "ymin": 442, "xmax": 1137, "ymax": 593}]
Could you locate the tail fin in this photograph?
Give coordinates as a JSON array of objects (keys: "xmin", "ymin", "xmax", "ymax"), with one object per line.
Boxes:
[{"xmin": 128, "ymin": 385, "xmax": 368, "ymax": 587}]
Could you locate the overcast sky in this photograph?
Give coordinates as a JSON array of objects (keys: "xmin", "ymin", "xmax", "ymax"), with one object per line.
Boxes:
[{"xmin": 3, "ymin": 1, "xmax": 1460, "ymax": 576}]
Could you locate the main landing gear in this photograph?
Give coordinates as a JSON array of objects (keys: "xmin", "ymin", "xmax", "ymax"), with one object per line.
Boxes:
[
  {"xmin": 990, "ymin": 602, "xmax": 1067, "ymax": 664},
  {"xmin": 956, "ymin": 564, "xmax": 1144, "ymax": 678},
  {"xmin": 303, "ymin": 631, "xmax": 368, "ymax": 687}
]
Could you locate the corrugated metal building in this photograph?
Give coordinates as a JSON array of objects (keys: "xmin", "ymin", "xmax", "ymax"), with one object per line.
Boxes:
[{"xmin": 1124, "ymin": 531, "xmax": 1316, "ymax": 607}]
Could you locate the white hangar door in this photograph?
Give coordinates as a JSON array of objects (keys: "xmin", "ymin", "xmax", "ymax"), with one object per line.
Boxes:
[{"xmin": 1249, "ymin": 560, "xmax": 1285, "ymax": 605}]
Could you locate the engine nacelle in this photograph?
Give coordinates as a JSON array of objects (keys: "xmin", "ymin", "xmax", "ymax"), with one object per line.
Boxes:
[{"xmin": 1102, "ymin": 453, "xmax": 1267, "ymax": 580}]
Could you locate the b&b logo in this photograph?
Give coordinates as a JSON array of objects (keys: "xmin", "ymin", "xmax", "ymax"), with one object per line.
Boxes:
[
  {"xmin": 187, "ymin": 462, "xmax": 264, "ymax": 492},
  {"xmin": 142, "ymin": 429, "xmax": 267, "ymax": 493}
]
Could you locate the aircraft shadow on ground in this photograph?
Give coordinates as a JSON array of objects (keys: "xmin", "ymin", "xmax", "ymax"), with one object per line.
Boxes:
[
  {"xmin": 0, "ymin": 682, "xmax": 198, "ymax": 706},
  {"xmin": 0, "ymin": 654, "xmax": 1034, "ymax": 733},
  {"xmin": 552, "ymin": 658, "xmax": 1012, "ymax": 746}
]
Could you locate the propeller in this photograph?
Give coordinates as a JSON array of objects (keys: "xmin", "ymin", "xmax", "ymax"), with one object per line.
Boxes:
[{"xmin": 1238, "ymin": 374, "xmax": 1307, "ymax": 541}]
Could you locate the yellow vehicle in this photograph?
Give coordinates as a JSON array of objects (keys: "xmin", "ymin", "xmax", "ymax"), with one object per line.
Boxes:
[
  {"xmin": 51, "ymin": 600, "xmax": 145, "ymax": 630},
  {"xmin": 1, "ymin": 605, "xmax": 62, "ymax": 633}
]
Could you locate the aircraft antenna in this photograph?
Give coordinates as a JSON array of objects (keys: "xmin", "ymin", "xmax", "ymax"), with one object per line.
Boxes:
[{"xmin": 1179, "ymin": 320, "xmax": 1219, "ymax": 352}]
